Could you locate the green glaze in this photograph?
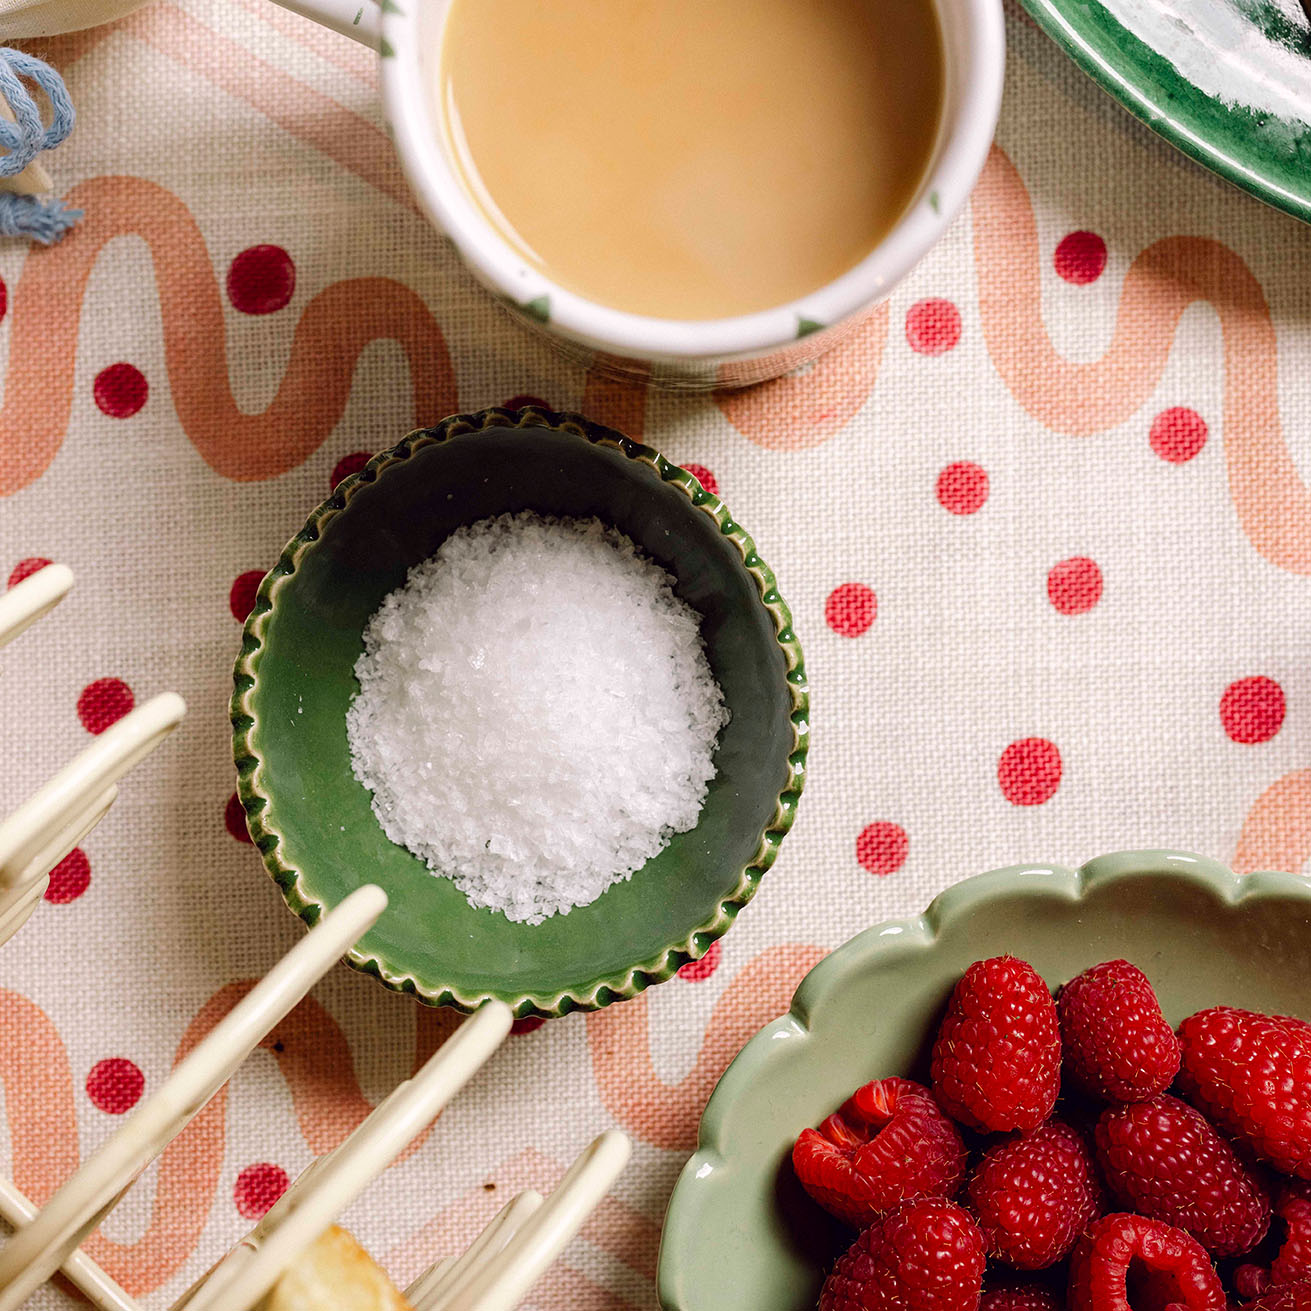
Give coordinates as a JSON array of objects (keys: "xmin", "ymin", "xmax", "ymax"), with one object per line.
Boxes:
[
  {"xmin": 1021, "ymin": 0, "xmax": 1311, "ymax": 224},
  {"xmin": 232, "ymin": 408, "xmax": 808, "ymax": 1019},
  {"xmin": 658, "ymin": 850, "xmax": 1311, "ymax": 1310}
]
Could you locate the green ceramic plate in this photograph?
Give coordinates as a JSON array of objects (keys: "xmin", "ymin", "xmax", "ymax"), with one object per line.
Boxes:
[
  {"xmin": 1020, "ymin": 0, "xmax": 1311, "ymax": 223},
  {"xmin": 231, "ymin": 408, "xmax": 807, "ymax": 1018},
  {"xmin": 657, "ymin": 850, "xmax": 1311, "ymax": 1311}
]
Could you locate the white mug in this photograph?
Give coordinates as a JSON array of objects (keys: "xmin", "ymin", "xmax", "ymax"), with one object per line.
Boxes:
[{"xmin": 277, "ymin": 0, "xmax": 1004, "ymax": 388}]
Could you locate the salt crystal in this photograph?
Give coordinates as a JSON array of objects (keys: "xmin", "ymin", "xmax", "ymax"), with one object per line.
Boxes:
[{"xmin": 346, "ymin": 512, "xmax": 729, "ymax": 924}]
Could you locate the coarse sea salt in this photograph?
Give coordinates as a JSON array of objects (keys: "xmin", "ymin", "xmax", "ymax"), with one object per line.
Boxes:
[{"xmin": 346, "ymin": 512, "xmax": 729, "ymax": 924}]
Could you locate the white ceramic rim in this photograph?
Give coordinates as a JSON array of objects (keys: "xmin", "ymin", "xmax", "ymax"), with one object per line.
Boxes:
[{"xmin": 381, "ymin": 0, "xmax": 1005, "ymax": 363}]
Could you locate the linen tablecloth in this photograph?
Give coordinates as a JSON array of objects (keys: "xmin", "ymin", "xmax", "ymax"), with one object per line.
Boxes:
[{"xmin": 3, "ymin": 2, "xmax": 1310, "ymax": 1304}]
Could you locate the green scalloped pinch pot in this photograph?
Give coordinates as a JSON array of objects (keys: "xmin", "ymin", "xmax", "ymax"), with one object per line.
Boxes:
[
  {"xmin": 231, "ymin": 408, "xmax": 808, "ymax": 1018},
  {"xmin": 657, "ymin": 851, "xmax": 1311, "ymax": 1311}
]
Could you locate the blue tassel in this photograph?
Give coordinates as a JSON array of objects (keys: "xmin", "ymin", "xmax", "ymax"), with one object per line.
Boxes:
[
  {"xmin": 0, "ymin": 48, "xmax": 78, "ymax": 244},
  {"xmin": 0, "ymin": 192, "xmax": 81, "ymax": 244}
]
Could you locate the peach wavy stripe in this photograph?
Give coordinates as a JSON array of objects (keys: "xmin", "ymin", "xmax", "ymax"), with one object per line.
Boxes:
[
  {"xmin": 230, "ymin": 0, "xmax": 378, "ymax": 88},
  {"xmin": 585, "ymin": 944, "xmax": 827, "ymax": 1151},
  {"xmin": 385, "ymin": 1146, "xmax": 659, "ymax": 1310},
  {"xmin": 975, "ymin": 146, "xmax": 1311, "ymax": 575},
  {"xmin": 1234, "ymin": 768, "xmax": 1311, "ymax": 876},
  {"xmin": 715, "ymin": 307, "xmax": 890, "ymax": 452},
  {"xmin": 0, "ymin": 175, "xmax": 457, "ymax": 496},
  {"xmin": 0, "ymin": 983, "xmax": 461, "ymax": 1294}
]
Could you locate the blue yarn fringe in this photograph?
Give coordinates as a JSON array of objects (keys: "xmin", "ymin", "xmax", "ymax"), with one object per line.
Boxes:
[
  {"xmin": 0, "ymin": 47, "xmax": 78, "ymax": 244},
  {"xmin": 0, "ymin": 192, "xmax": 81, "ymax": 244}
]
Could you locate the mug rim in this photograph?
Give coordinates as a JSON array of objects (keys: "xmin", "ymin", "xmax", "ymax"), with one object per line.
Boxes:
[{"xmin": 380, "ymin": 0, "xmax": 1005, "ymax": 363}]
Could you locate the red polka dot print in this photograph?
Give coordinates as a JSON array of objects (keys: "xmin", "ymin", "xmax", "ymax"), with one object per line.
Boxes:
[
  {"xmin": 45, "ymin": 848, "xmax": 91, "ymax": 904},
  {"xmin": 501, "ymin": 394, "xmax": 551, "ymax": 412},
  {"xmin": 77, "ymin": 678, "xmax": 134, "ymax": 735},
  {"xmin": 7, "ymin": 557, "xmax": 51, "ymax": 588},
  {"xmin": 93, "ymin": 364, "xmax": 148, "ymax": 419},
  {"xmin": 825, "ymin": 583, "xmax": 877, "ymax": 638},
  {"xmin": 1047, "ymin": 557, "xmax": 1103, "ymax": 615},
  {"xmin": 330, "ymin": 450, "xmax": 372, "ymax": 489},
  {"xmin": 225, "ymin": 792, "xmax": 253, "ymax": 844},
  {"xmin": 1054, "ymin": 231, "xmax": 1107, "ymax": 285},
  {"xmin": 86, "ymin": 1058, "xmax": 144, "ymax": 1114},
  {"xmin": 905, "ymin": 298, "xmax": 962, "ymax": 355},
  {"xmin": 0, "ymin": 275, "xmax": 7, "ymax": 322},
  {"xmin": 229, "ymin": 570, "xmax": 264, "ymax": 623},
  {"xmin": 936, "ymin": 462, "xmax": 989, "ymax": 515},
  {"xmin": 511, "ymin": 1016, "xmax": 546, "ymax": 1034},
  {"xmin": 678, "ymin": 940, "xmax": 722, "ymax": 981},
  {"xmin": 234, "ymin": 1163, "xmax": 290, "ymax": 1220},
  {"xmin": 856, "ymin": 822, "xmax": 909, "ymax": 876},
  {"xmin": 1220, "ymin": 676, "xmax": 1285, "ymax": 744},
  {"xmin": 1150, "ymin": 407, "xmax": 1208, "ymax": 464},
  {"xmin": 683, "ymin": 463, "xmax": 720, "ymax": 497},
  {"xmin": 998, "ymin": 738, "xmax": 1063, "ymax": 806},
  {"xmin": 226, "ymin": 245, "xmax": 295, "ymax": 315}
]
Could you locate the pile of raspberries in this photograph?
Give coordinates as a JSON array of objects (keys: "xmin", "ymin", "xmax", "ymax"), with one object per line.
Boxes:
[{"xmin": 792, "ymin": 956, "xmax": 1311, "ymax": 1310}]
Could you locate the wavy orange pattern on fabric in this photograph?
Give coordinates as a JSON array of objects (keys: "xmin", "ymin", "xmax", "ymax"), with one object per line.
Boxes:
[
  {"xmin": 1234, "ymin": 769, "xmax": 1311, "ymax": 876},
  {"xmin": 976, "ymin": 146, "xmax": 1311, "ymax": 575},
  {"xmin": 0, "ymin": 175, "xmax": 458, "ymax": 496},
  {"xmin": 585, "ymin": 944, "xmax": 827, "ymax": 1151},
  {"xmin": 0, "ymin": 983, "xmax": 459, "ymax": 1293}
]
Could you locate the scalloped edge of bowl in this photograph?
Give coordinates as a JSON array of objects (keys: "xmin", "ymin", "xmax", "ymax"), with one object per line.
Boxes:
[
  {"xmin": 657, "ymin": 849, "xmax": 1311, "ymax": 1308},
  {"xmin": 231, "ymin": 406, "xmax": 810, "ymax": 1018}
]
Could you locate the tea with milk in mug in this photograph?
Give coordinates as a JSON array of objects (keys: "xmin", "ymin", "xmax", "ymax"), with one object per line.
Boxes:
[{"xmin": 437, "ymin": 0, "xmax": 945, "ymax": 321}]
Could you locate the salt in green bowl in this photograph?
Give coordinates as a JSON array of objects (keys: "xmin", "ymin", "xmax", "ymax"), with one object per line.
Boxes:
[
  {"xmin": 231, "ymin": 407, "xmax": 807, "ymax": 1018},
  {"xmin": 657, "ymin": 850, "xmax": 1311, "ymax": 1310}
]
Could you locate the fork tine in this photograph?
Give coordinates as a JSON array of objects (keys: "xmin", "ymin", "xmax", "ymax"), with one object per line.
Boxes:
[
  {"xmin": 174, "ymin": 999, "xmax": 513, "ymax": 1311},
  {"xmin": 0, "ymin": 885, "xmax": 388, "ymax": 1311},
  {"xmin": 434, "ymin": 1132, "xmax": 631, "ymax": 1311},
  {"xmin": 0, "ymin": 564, "xmax": 72, "ymax": 649},
  {"xmin": 407, "ymin": 1190, "xmax": 544, "ymax": 1311}
]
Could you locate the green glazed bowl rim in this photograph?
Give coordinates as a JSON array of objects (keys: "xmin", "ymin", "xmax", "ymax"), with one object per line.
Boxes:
[
  {"xmin": 231, "ymin": 406, "xmax": 810, "ymax": 1016},
  {"xmin": 656, "ymin": 849, "xmax": 1311, "ymax": 1308}
]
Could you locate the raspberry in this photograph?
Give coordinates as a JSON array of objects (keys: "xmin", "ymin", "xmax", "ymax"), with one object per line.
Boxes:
[
  {"xmin": 1239, "ymin": 1283, "xmax": 1311, "ymax": 1310},
  {"xmin": 1272, "ymin": 1187, "xmax": 1311, "ymax": 1288},
  {"xmin": 1058, "ymin": 960, "xmax": 1181, "ymax": 1102},
  {"xmin": 1067, "ymin": 1213, "xmax": 1224, "ymax": 1311},
  {"xmin": 968, "ymin": 1120, "xmax": 1104, "ymax": 1269},
  {"xmin": 1094, "ymin": 1094, "xmax": 1270, "ymax": 1257},
  {"xmin": 980, "ymin": 1288, "xmax": 1062, "ymax": 1311},
  {"xmin": 1177, "ymin": 1008, "xmax": 1311, "ymax": 1179},
  {"xmin": 792, "ymin": 1078, "xmax": 968, "ymax": 1228},
  {"xmin": 931, "ymin": 957, "xmax": 1061, "ymax": 1134},
  {"xmin": 819, "ymin": 1198, "xmax": 985, "ymax": 1311}
]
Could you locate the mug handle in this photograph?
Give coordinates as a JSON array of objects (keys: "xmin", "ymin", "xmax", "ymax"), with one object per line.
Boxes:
[{"xmin": 269, "ymin": 0, "xmax": 380, "ymax": 49}]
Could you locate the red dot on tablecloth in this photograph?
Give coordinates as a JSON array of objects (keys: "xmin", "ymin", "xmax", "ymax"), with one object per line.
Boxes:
[
  {"xmin": 7, "ymin": 557, "xmax": 52, "ymax": 588},
  {"xmin": 1220, "ymin": 676, "xmax": 1285, "ymax": 744},
  {"xmin": 905, "ymin": 298, "xmax": 962, "ymax": 355},
  {"xmin": 501, "ymin": 394, "xmax": 551, "ymax": 412},
  {"xmin": 678, "ymin": 940, "xmax": 722, "ymax": 981},
  {"xmin": 227, "ymin": 245, "xmax": 295, "ymax": 315},
  {"xmin": 330, "ymin": 450, "xmax": 372, "ymax": 489},
  {"xmin": 225, "ymin": 792, "xmax": 253, "ymax": 844},
  {"xmin": 510, "ymin": 1016, "xmax": 546, "ymax": 1034},
  {"xmin": 0, "ymin": 276, "xmax": 7, "ymax": 322},
  {"xmin": 825, "ymin": 583, "xmax": 877, "ymax": 638},
  {"xmin": 93, "ymin": 364, "xmax": 147, "ymax": 419},
  {"xmin": 683, "ymin": 463, "xmax": 720, "ymax": 497},
  {"xmin": 229, "ymin": 570, "xmax": 264, "ymax": 622},
  {"xmin": 1047, "ymin": 556, "xmax": 1103, "ymax": 615},
  {"xmin": 234, "ymin": 1163, "xmax": 290, "ymax": 1220},
  {"xmin": 1054, "ymin": 231, "xmax": 1107, "ymax": 285},
  {"xmin": 44, "ymin": 848, "xmax": 91, "ymax": 904},
  {"xmin": 998, "ymin": 738, "xmax": 1062, "ymax": 806},
  {"xmin": 856, "ymin": 822, "xmax": 909, "ymax": 876},
  {"xmin": 86, "ymin": 1058, "xmax": 144, "ymax": 1114},
  {"xmin": 1149, "ymin": 407, "xmax": 1208, "ymax": 464},
  {"xmin": 936, "ymin": 461, "xmax": 989, "ymax": 515},
  {"xmin": 77, "ymin": 678, "xmax": 134, "ymax": 735}
]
